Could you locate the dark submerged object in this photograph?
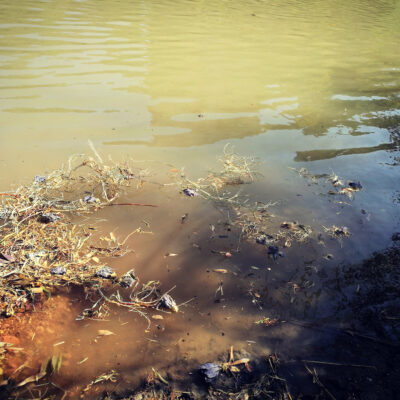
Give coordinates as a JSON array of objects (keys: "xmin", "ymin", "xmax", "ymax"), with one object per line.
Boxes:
[
  {"xmin": 198, "ymin": 362, "xmax": 221, "ymax": 383},
  {"xmin": 348, "ymin": 181, "xmax": 362, "ymax": 190},
  {"xmin": 268, "ymin": 245, "xmax": 284, "ymax": 261}
]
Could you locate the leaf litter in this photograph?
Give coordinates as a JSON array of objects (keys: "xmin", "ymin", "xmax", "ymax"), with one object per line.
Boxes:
[{"xmin": 0, "ymin": 154, "xmax": 177, "ymax": 322}]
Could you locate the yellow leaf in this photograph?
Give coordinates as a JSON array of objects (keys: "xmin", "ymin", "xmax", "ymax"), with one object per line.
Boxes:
[{"xmin": 97, "ymin": 330, "xmax": 115, "ymax": 337}]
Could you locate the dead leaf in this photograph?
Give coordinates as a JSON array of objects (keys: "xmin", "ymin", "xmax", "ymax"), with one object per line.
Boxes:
[
  {"xmin": 152, "ymin": 315, "xmax": 164, "ymax": 320},
  {"xmin": 97, "ymin": 330, "xmax": 115, "ymax": 337},
  {"xmin": 213, "ymin": 269, "xmax": 228, "ymax": 274},
  {"xmin": 165, "ymin": 253, "xmax": 178, "ymax": 257},
  {"xmin": 16, "ymin": 370, "xmax": 47, "ymax": 387}
]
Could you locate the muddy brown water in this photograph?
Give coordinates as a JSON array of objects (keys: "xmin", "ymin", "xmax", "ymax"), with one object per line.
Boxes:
[{"xmin": 1, "ymin": 0, "xmax": 400, "ymax": 398}]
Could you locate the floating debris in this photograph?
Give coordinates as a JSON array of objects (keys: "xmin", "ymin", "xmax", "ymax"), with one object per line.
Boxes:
[
  {"xmin": 183, "ymin": 188, "xmax": 197, "ymax": 197},
  {"xmin": 348, "ymin": 181, "xmax": 362, "ymax": 190},
  {"xmin": 324, "ymin": 225, "xmax": 350, "ymax": 240},
  {"xmin": 164, "ymin": 252, "xmax": 179, "ymax": 257},
  {"xmin": 50, "ymin": 266, "xmax": 66, "ymax": 275},
  {"xmin": 280, "ymin": 221, "xmax": 297, "ymax": 230},
  {"xmin": 328, "ymin": 173, "xmax": 344, "ymax": 187},
  {"xmin": 199, "ymin": 362, "xmax": 221, "ymax": 383},
  {"xmin": 83, "ymin": 369, "xmax": 119, "ymax": 393},
  {"xmin": 84, "ymin": 195, "xmax": 100, "ymax": 204},
  {"xmin": 34, "ymin": 175, "xmax": 46, "ymax": 184},
  {"xmin": 277, "ymin": 221, "xmax": 312, "ymax": 243},
  {"xmin": 119, "ymin": 269, "xmax": 136, "ymax": 288},
  {"xmin": 255, "ymin": 317, "xmax": 279, "ymax": 327},
  {"xmin": 213, "ymin": 268, "xmax": 228, "ymax": 274},
  {"xmin": 256, "ymin": 234, "xmax": 273, "ymax": 245},
  {"xmin": 97, "ymin": 329, "xmax": 115, "ymax": 337},
  {"xmin": 158, "ymin": 294, "xmax": 179, "ymax": 312},
  {"xmin": 95, "ymin": 267, "xmax": 116, "ymax": 279}
]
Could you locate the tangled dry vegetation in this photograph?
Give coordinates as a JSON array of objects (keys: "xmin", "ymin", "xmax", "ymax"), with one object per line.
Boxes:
[
  {"xmin": 181, "ymin": 144, "xmax": 260, "ymax": 203},
  {"xmin": 0, "ymin": 154, "xmax": 165, "ymax": 318},
  {"xmin": 179, "ymin": 146, "xmax": 315, "ymax": 250}
]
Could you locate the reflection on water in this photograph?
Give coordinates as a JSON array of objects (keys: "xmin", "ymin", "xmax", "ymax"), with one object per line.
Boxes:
[{"xmin": 0, "ymin": 0, "xmax": 400, "ymax": 155}]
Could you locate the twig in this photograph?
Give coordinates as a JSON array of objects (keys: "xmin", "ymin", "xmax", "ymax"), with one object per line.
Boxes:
[{"xmin": 108, "ymin": 202, "xmax": 158, "ymax": 207}]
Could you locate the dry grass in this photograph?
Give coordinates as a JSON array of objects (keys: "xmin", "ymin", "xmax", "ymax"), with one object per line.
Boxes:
[{"xmin": 0, "ymin": 155, "xmax": 159, "ymax": 317}]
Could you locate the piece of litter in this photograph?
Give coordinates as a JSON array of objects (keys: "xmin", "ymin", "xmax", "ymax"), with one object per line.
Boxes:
[
  {"xmin": 183, "ymin": 188, "xmax": 197, "ymax": 197},
  {"xmin": 95, "ymin": 267, "xmax": 116, "ymax": 279},
  {"xmin": 34, "ymin": 175, "xmax": 46, "ymax": 184},
  {"xmin": 158, "ymin": 294, "xmax": 179, "ymax": 312},
  {"xmin": 119, "ymin": 269, "xmax": 136, "ymax": 288},
  {"xmin": 84, "ymin": 195, "xmax": 100, "ymax": 204},
  {"xmin": 50, "ymin": 266, "xmax": 66, "ymax": 275},
  {"xmin": 199, "ymin": 362, "xmax": 221, "ymax": 383}
]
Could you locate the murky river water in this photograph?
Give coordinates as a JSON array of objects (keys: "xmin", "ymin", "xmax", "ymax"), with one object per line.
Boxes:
[{"xmin": 1, "ymin": 0, "xmax": 400, "ymax": 398}]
